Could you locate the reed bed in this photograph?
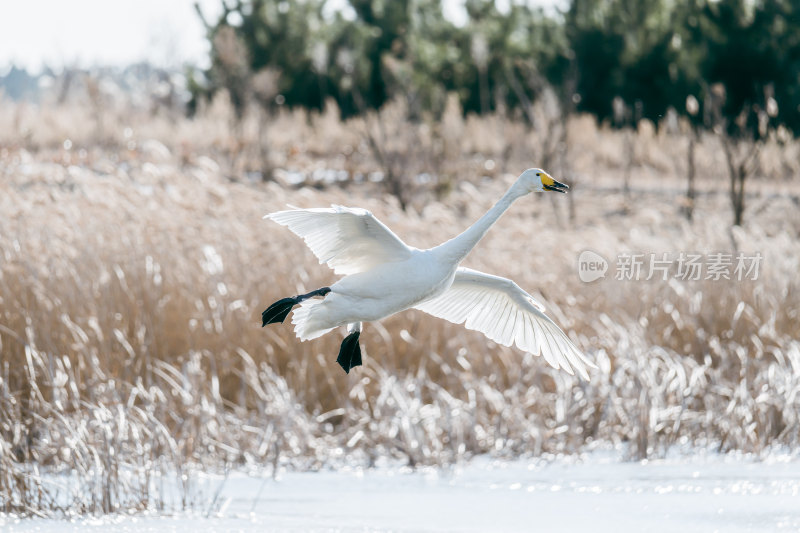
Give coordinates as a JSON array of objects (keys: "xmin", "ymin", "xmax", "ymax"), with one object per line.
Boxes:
[{"xmin": 1, "ymin": 99, "xmax": 799, "ymax": 516}]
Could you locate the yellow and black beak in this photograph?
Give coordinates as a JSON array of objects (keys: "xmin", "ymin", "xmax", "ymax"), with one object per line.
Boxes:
[{"xmin": 542, "ymin": 174, "xmax": 570, "ymax": 194}]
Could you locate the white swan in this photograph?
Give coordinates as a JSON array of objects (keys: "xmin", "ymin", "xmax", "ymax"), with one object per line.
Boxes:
[{"xmin": 262, "ymin": 168, "xmax": 595, "ymax": 379}]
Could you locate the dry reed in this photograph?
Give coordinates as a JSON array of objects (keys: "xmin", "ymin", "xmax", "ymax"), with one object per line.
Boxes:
[{"xmin": 1, "ymin": 96, "xmax": 799, "ymax": 516}]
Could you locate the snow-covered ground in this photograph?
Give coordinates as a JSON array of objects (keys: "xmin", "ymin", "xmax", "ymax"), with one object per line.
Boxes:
[{"xmin": 4, "ymin": 452, "xmax": 800, "ymax": 532}]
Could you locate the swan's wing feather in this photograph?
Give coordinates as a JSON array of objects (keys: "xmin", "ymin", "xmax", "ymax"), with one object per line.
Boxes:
[
  {"xmin": 265, "ymin": 205, "xmax": 412, "ymax": 275},
  {"xmin": 414, "ymin": 267, "xmax": 596, "ymax": 379}
]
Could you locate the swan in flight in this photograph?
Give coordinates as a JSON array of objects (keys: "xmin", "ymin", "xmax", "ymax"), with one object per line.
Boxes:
[{"xmin": 262, "ymin": 168, "xmax": 595, "ymax": 379}]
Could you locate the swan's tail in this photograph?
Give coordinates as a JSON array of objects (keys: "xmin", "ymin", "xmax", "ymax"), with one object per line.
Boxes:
[{"xmin": 292, "ymin": 299, "xmax": 334, "ymax": 341}]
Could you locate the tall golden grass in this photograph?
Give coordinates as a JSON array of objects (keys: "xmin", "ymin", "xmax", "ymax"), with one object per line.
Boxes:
[{"xmin": 1, "ymin": 96, "xmax": 799, "ymax": 516}]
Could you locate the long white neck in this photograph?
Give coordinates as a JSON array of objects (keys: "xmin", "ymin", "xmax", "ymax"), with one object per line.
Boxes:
[{"xmin": 434, "ymin": 182, "xmax": 528, "ymax": 265}]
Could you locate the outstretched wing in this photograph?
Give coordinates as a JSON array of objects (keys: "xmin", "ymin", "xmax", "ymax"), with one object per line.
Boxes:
[
  {"xmin": 414, "ymin": 267, "xmax": 595, "ymax": 379},
  {"xmin": 265, "ymin": 205, "xmax": 413, "ymax": 275}
]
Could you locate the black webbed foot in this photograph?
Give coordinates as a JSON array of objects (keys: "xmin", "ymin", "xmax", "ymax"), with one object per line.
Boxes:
[
  {"xmin": 261, "ymin": 287, "xmax": 331, "ymax": 327},
  {"xmin": 336, "ymin": 331, "xmax": 362, "ymax": 374},
  {"xmin": 261, "ymin": 297, "xmax": 297, "ymax": 326}
]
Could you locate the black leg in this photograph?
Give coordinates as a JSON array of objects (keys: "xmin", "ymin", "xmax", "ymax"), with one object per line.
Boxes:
[
  {"xmin": 299, "ymin": 287, "xmax": 331, "ymax": 301},
  {"xmin": 336, "ymin": 331, "xmax": 362, "ymax": 374},
  {"xmin": 261, "ymin": 287, "xmax": 330, "ymax": 327}
]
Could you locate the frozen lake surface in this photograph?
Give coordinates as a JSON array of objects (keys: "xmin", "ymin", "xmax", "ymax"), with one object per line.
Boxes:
[{"xmin": 4, "ymin": 452, "xmax": 800, "ymax": 532}]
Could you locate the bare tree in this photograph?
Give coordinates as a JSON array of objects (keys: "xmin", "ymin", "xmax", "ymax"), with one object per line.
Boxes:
[
  {"xmin": 721, "ymin": 136, "xmax": 760, "ymax": 227},
  {"xmin": 682, "ymin": 95, "xmax": 701, "ymax": 222},
  {"xmin": 705, "ymin": 83, "xmax": 767, "ymax": 227}
]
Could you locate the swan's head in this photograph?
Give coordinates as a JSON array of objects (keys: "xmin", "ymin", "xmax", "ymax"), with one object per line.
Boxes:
[{"xmin": 519, "ymin": 168, "xmax": 569, "ymax": 194}]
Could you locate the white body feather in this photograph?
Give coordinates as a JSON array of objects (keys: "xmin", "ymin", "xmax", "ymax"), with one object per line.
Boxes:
[{"xmin": 290, "ymin": 248, "xmax": 457, "ymax": 341}]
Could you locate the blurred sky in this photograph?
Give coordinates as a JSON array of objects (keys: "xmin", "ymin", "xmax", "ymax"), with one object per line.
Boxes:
[
  {"xmin": 0, "ymin": 0, "xmax": 561, "ymax": 73},
  {"xmin": 0, "ymin": 0, "xmax": 222, "ymax": 71}
]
